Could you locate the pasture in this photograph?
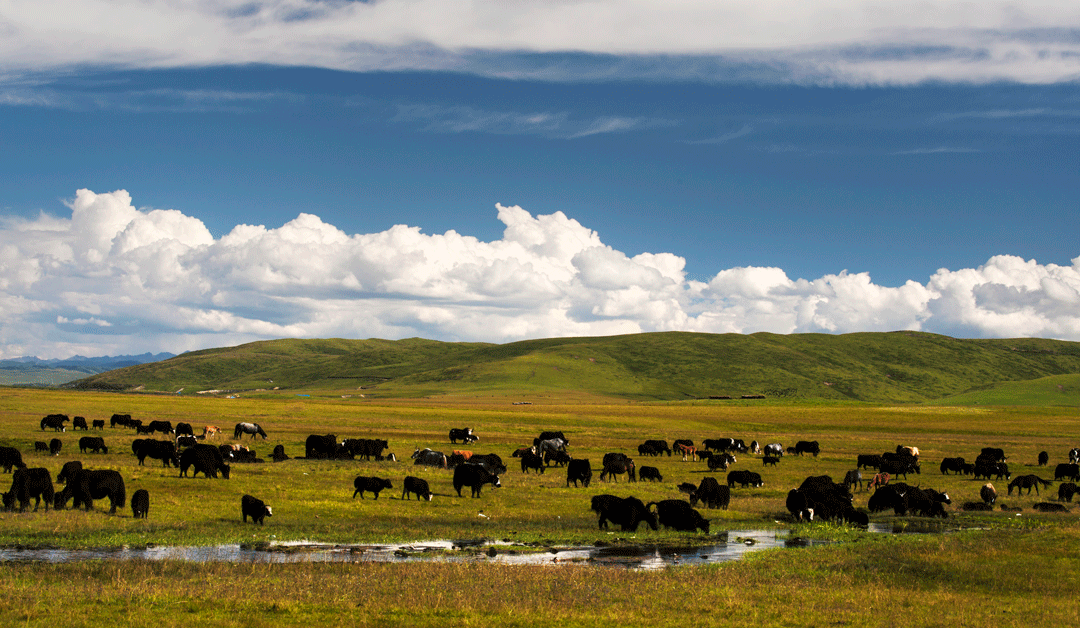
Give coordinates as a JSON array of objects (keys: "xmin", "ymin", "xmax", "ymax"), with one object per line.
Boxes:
[{"xmin": 0, "ymin": 387, "xmax": 1078, "ymax": 626}]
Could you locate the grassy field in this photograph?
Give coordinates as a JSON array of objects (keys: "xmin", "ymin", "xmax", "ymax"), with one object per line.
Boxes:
[
  {"xmin": 70, "ymin": 331, "xmax": 1080, "ymax": 402},
  {"xmin": 0, "ymin": 387, "xmax": 1078, "ymax": 626}
]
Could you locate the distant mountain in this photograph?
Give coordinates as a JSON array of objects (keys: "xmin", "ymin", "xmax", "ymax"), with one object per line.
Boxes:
[
  {"xmin": 0, "ymin": 353, "xmax": 175, "ymax": 387},
  {"xmin": 66, "ymin": 332, "xmax": 1080, "ymax": 403}
]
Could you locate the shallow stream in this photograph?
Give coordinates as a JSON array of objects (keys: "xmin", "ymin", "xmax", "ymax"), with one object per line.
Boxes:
[{"xmin": 0, "ymin": 523, "xmax": 931, "ymax": 569}]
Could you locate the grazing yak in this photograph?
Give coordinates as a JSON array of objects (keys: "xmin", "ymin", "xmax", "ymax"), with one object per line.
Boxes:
[
  {"xmin": 1059, "ymin": 482, "xmax": 1079, "ymax": 503},
  {"xmin": 179, "ymin": 444, "xmax": 231, "ymax": 479},
  {"xmin": 92, "ymin": 419, "xmax": 105, "ymax": 430},
  {"xmin": 794, "ymin": 440, "xmax": 821, "ymax": 457},
  {"xmin": 535, "ymin": 431, "xmax": 569, "ymax": 448},
  {"xmin": 566, "ymin": 459, "xmax": 592, "ymax": 488},
  {"xmin": 241, "ymin": 494, "xmax": 272, "ymax": 525},
  {"xmin": 136, "ymin": 440, "xmax": 178, "ymax": 467},
  {"xmin": 1038, "ymin": 451, "xmax": 1049, "ymax": 466},
  {"xmin": 110, "ymin": 413, "xmax": 133, "ymax": 428},
  {"xmin": 147, "ymin": 420, "xmax": 174, "ymax": 435},
  {"xmin": 520, "ymin": 451, "xmax": 545, "ymax": 474},
  {"xmin": 402, "ymin": 476, "xmax": 433, "ymax": 501},
  {"xmin": 868, "ymin": 484, "xmax": 911, "ymax": 515},
  {"xmin": 40, "ymin": 414, "xmax": 69, "ymax": 432},
  {"xmin": 131, "ymin": 489, "xmax": 150, "ymax": 519},
  {"xmin": 879, "ymin": 458, "xmax": 920, "ymax": 480},
  {"xmin": 1054, "ymin": 463, "xmax": 1080, "ymax": 482},
  {"xmin": 34, "ymin": 441, "xmax": 48, "ymax": 452},
  {"xmin": 786, "ymin": 489, "xmax": 815, "ymax": 522},
  {"xmin": 713, "ymin": 452, "xmax": 736, "ymax": 469},
  {"xmin": 544, "ymin": 450, "xmax": 571, "ymax": 467},
  {"xmin": 973, "ymin": 461, "xmax": 1010, "ymax": 481},
  {"xmin": 763, "ymin": 443, "xmax": 784, "ymax": 457},
  {"xmin": 467, "ymin": 453, "xmax": 506, "ymax": 474},
  {"xmin": 939, "ymin": 457, "xmax": 967, "ymax": 475},
  {"xmin": 535, "ymin": 438, "xmax": 567, "ymax": 458},
  {"xmin": 727, "ymin": 470, "xmax": 764, "ymax": 488},
  {"xmin": 72, "ymin": 416, "xmax": 89, "ymax": 431},
  {"xmin": 352, "ymin": 476, "xmax": 393, "ymax": 499},
  {"xmin": 453, "ymin": 464, "xmax": 502, "ymax": 498},
  {"xmin": 590, "ymin": 495, "xmax": 658, "ymax": 532},
  {"xmin": 981, "ymin": 483, "xmax": 998, "ymax": 505},
  {"xmin": 638, "ymin": 466, "xmax": 663, "ymax": 482},
  {"xmin": 174, "ymin": 422, "xmax": 194, "ymax": 437},
  {"xmin": 449, "ymin": 428, "xmax": 478, "ymax": 444},
  {"xmin": 907, "ymin": 487, "xmax": 951, "ymax": 518},
  {"xmin": 305, "ymin": 434, "xmax": 338, "ymax": 459},
  {"xmin": 649, "ymin": 499, "xmax": 710, "ymax": 533},
  {"xmin": 411, "ymin": 447, "xmax": 449, "ymax": 469},
  {"xmin": 57, "ymin": 461, "xmax": 82, "ymax": 484},
  {"xmin": 600, "ymin": 458, "xmax": 636, "ymax": 482},
  {"xmin": 49, "ymin": 438, "xmax": 62, "ymax": 456},
  {"xmin": 790, "ymin": 475, "xmax": 866, "ymax": 524},
  {"xmin": 3, "ymin": 467, "xmax": 55, "ymax": 512},
  {"xmin": 79, "ymin": 436, "xmax": 108, "ymax": 454},
  {"xmin": 689, "ymin": 477, "xmax": 730, "ymax": 510},
  {"xmin": 639, "ymin": 440, "xmax": 671, "ymax": 457},
  {"xmin": 55, "ymin": 469, "xmax": 125, "ymax": 514}
]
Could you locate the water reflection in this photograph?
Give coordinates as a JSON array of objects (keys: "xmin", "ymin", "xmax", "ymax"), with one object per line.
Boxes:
[{"xmin": 0, "ymin": 529, "xmax": 845, "ymax": 570}]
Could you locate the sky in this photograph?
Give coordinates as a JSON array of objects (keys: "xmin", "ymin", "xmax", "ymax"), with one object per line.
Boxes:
[{"xmin": 1, "ymin": 1, "xmax": 1079, "ymax": 359}]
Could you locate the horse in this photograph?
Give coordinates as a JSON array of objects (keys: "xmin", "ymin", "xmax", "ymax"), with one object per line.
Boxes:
[
  {"xmin": 674, "ymin": 443, "xmax": 697, "ymax": 461},
  {"xmin": 868, "ymin": 472, "xmax": 890, "ymax": 491},
  {"xmin": 234, "ymin": 422, "xmax": 267, "ymax": 440},
  {"xmin": 536, "ymin": 438, "xmax": 566, "ymax": 459},
  {"xmin": 1007, "ymin": 474, "xmax": 1052, "ymax": 496},
  {"xmin": 202, "ymin": 425, "xmax": 220, "ymax": 439},
  {"xmin": 411, "ymin": 447, "xmax": 448, "ymax": 468}
]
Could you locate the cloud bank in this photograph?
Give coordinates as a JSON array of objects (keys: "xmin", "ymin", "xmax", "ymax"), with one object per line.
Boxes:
[
  {"xmin": 1, "ymin": 189, "xmax": 1079, "ymax": 358},
  {"xmin": 3, "ymin": 1, "xmax": 1080, "ymax": 85}
]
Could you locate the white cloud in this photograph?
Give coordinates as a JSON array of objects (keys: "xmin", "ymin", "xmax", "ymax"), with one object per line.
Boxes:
[
  {"xmin": 0, "ymin": 189, "xmax": 1079, "ymax": 358},
  {"xmin": 2, "ymin": 1, "xmax": 1079, "ymax": 85}
]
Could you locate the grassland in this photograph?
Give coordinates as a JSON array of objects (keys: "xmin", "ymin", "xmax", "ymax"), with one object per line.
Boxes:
[
  {"xmin": 69, "ymin": 331, "xmax": 1080, "ymax": 403},
  {"xmin": 1, "ymin": 386, "xmax": 1078, "ymax": 626}
]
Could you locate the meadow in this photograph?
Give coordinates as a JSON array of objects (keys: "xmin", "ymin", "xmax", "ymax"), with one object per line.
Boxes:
[{"xmin": 0, "ymin": 387, "xmax": 1078, "ymax": 626}]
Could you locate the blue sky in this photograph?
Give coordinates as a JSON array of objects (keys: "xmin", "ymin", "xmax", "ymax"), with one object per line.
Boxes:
[{"xmin": 1, "ymin": 1, "xmax": 1079, "ymax": 358}]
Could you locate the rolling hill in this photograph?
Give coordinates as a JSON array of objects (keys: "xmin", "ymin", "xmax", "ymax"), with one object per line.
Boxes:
[{"xmin": 65, "ymin": 331, "xmax": 1080, "ymax": 404}]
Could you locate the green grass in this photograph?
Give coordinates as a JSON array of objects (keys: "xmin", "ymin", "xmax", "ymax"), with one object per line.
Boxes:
[
  {"xmin": 0, "ymin": 387, "xmax": 1077, "ymax": 549},
  {"xmin": 3, "ymin": 388, "xmax": 1080, "ymax": 626},
  {"xmin": 1, "ymin": 524, "xmax": 1078, "ymax": 627},
  {"xmin": 68, "ymin": 331, "xmax": 1080, "ymax": 403}
]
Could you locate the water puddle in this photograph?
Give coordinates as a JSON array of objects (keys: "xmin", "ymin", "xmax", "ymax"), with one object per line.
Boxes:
[{"xmin": 0, "ymin": 529, "xmax": 844, "ymax": 570}]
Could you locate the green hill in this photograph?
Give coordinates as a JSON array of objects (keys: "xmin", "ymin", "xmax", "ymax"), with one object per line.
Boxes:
[{"xmin": 67, "ymin": 331, "xmax": 1080, "ymax": 404}]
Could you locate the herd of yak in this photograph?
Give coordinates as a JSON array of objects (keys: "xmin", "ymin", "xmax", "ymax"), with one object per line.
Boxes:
[{"xmin": 4, "ymin": 413, "xmax": 1080, "ymax": 533}]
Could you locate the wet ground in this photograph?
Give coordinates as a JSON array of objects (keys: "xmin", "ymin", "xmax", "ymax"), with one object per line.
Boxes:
[
  {"xmin": 0, "ymin": 529, "xmax": 853, "ymax": 569},
  {"xmin": 0, "ymin": 521, "xmax": 948, "ymax": 569}
]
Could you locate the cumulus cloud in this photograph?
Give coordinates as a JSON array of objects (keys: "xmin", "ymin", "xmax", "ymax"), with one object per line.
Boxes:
[
  {"xmin": 1, "ymin": 189, "xmax": 1079, "ymax": 358},
  {"xmin": 2, "ymin": 1, "xmax": 1079, "ymax": 85}
]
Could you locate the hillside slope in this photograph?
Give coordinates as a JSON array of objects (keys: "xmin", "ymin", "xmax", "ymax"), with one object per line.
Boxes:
[{"xmin": 68, "ymin": 331, "xmax": 1080, "ymax": 403}]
